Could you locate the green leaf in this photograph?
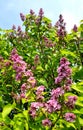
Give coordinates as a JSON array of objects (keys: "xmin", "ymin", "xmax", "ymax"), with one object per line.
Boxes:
[
  {"xmin": 36, "ymin": 65, "xmax": 44, "ymax": 72},
  {"xmin": 61, "ymin": 49, "xmax": 76, "ymax": 58},
  {"xmin": 73, "ymin": 67, "xmax": 83, "ymax": 80},
  {"xmin": 2, "ymin": 102, "xmax": 16, "ymax": 118},
  {"xmin": 78, "ymin": 117, "xmax": 83, "ymax": 126},
  {"xmin": 79, "ymin": 108, "xmax": 83, "ymax": 113},
  {"xmin": 71, "ymin": 83, "xmax": 83, "ymax": 93},
  {"xmin": 23, "ymin": 110, "xmax": 29, "ymax": 121},
  {"xmin": 38, "ymin": 78, "xmax": 48, "ymax": 87}
]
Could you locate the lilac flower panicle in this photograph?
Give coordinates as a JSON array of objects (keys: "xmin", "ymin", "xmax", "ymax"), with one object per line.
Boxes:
[
  {"xmin": 29, "ymin": 110, "xmax": 37, "ymax": 118},
  {"xmin": 36, "ymin": 95, "xmax": 44, "ymax": 101},
  {"xmin": 68, "ymin": 96, "xmax": 77, "ymax": 103},
  {"xmin": 12, "ymin": 25, "xmax": 16, "ymax": 30},
  {"xmin": 36, "ymin": 85, "xmax": 45, "ymax": 94},
  {"xmin": 51, "ymin": 87, "xmax": 64, "ymax": 99},
  {"xmin": 21, "ymin": 83, "xmax": 27, "ymax": 92},
  {"xmin": 55, "ymin": 76, "xmax": 62, "ymax": 84},
  {"xmin": 20, "ymin": 93, "xmax": 26, "ymax": 99},
  {"xmin": 39, "ymin": 8, "xmax": 44, "ymax": 17},
  {"xmin": 16, "ymin": 73, "xmax": 22, "ymax": 81},
  {"xmin": 11, "ymin": 48, "xmax": 17, "ymax": 56},
  {"xmin": 65, "ymin": 79, "xmax": 72, "ymax": 86},
  {"xmin": 55, "ymin": 57, "xmax": 72, "ymax": 84},
  {"xmin": 25, "ymin": 69, "xmax": 33, "ymax": 77},
  {"xmin": 44, "ymin": 99, "xmax": 61, "ymax": 113},
  {"xmin": 30, "ymin": 9, "xmax": 35, "ymax": 15},
  {"xmin": 73, "ymin": 24, "xmax": 78, "ymax": 32},
  {"xmin": 27, "ymin": 76, "xmax": 36, "ymax": 87},
  {"xmin": 31, "ymin": 102, "xmax": 43, "ymax": 109},
  {"xmin": 36, "ymin": 85, "xmax": 45, "ymax": 101},
  {"xmin": 10, "ymin": 48, "xmax": 28, "ymax": 81},
  {"xmin": 20, "ymin": 13, "xmax": 26, "ymax": 21},
  {"xmin": 64, "ymin": 85, "xmax": 71, "ymax": 91},
  {"xmin": 65, "ymin": 96, "xmax": 77, "ymax": 109},
  {"xmin": 60, "ymin": 57, "xmax": 70, "ymax": 65},
  {"xmin": 55, "ymin": 14, "xmax": 67, "ymax": 38},
  {"xmin": 17, "ymin": 26, "xmax": 22, "ymax": 35},
  {"xmin": 29, "ymin": 102, "xmax": 43, "ymax": 118},
  {"xmin": 64, "ymin": 113, "xmax": 76, "ymax": 122},
  {"xmin": 42, "ymin": 118, "xmax": 52, "ymax": 126}
]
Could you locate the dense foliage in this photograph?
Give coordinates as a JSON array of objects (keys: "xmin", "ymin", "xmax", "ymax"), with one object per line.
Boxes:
[{"xmin": 0, "ymin": 8, "xmax": 83, "ymax": 130}]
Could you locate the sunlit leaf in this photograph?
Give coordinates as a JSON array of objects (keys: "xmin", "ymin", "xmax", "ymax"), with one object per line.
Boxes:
[{"xmin": 2, "ymin": 103, "xmax": 16, "ymax": 118}]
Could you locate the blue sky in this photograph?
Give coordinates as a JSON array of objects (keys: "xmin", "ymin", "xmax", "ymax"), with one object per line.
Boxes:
[{"xmin": 0, "ymin": 0, "xmax": 83, "ymax": 32}]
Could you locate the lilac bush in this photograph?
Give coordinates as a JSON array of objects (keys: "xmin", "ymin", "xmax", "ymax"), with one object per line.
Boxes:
[{"xmin": 0, "ymin": 8, "xmax": 83, "ymax": 130}]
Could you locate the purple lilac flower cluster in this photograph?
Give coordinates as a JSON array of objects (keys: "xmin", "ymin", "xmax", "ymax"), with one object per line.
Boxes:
[
  {"xmin": 54, "ymin": 57, "xmax": 77, "ymax": 122},
  {"xmin": 20, "ymin": 13, "xmax": 26, "ymax": 21},
  {"xmin": 29, "ymin": 102, "xmax": 44, "ymax": 118},
  {"xmin": 35, "ymin": 8, "xmax": 44, "ymax": 24},
  {"xmin": 42, "ymin": 118, "xmax": 52, "ymax": 127},
  {"xmin": 9, "ymin": 24, "xmax": 28, "ymax": 42},
  {"xmin": 29, "ymin": 57, "xmax": 77, "ymax": 126},
  {"xmin": 55, "ymin": 57, "xmax": 72, "ymax": 91},
  {"xmin": 64, "ymin": 113, "xmax": 76, "ymax": 122},
  {"xmin": 43, "ymin": 87, "xmax": 64, "ymax": 114},
  {"xmin": 55, "ymin": 14, "xmax": 66, "ymax": 38},
  {"xmin": 10, "ymin": 48, "xmax": 27, "ymax": 81},
  {"xmin": 72, "ymin": 24, "xmax": 78, "ymax": 32},
  {"xmin": 65, "ymin": 95, "xmax": 77, "ymax": 109},
  {"xmin": 29, "ymin": 85, "xmax": 45, "ymax": 117},
  {"xmin": 36, "ymin": 85, "xmax": 45, "ymax": 101},
  {"xmin": 30, "ymin": 9, "xmax": 35, "ymax": 15},
  {"xmin": 43, "ymin": 36, "xmax": 55, "ymax": 48},
  {"xmin": 10, "ymin": 48, "xmax": 36, "ymax": 99}
]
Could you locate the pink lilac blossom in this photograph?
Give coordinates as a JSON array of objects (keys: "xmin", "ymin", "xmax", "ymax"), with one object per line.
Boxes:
[
  {"xmin": 17, "ymin": 26, "xmax": 22, "ymax": 34},
  {"xmin": 21, "ymin": 83, "xmax": 27, "ymax": 93},
  {"xmin": 36, "ymin": 95, "xmax": 44, "ymax": 101},
  {"xmin": 12, "ymin": 24, "xmax": 16, "ymax": 30},
  {"xmin": 60, "ymin": 57, "xmax": 70, "ymax": 65},
  {"xmin": 24, "ymin": 69, "xmax": 33, "ymax": 77},
  {"xmin": 64, "ymin": 113, "xmax": 76, "ymax": 122},
  {"xmin": 44, "ymin": 99, "xmax": 61, "ymax": 113},
  {"xmin": 20, "ymin": 13, "xmax": 26, "ymax": 21},
  {"xmin": 65, "ymin": 96, "xmax": 77, "ymax": 109},
  {"xmin": 64, "ymin": 85, "xmax": 71, "ymax": 91},
  {"xmin": 20, "ymin": 93, "xmax": 26, "ymax": 99},
  {"xmin": 36, "ymin": 85, "xmax": 45, "ymax": 94},
  {"xmin": 73, "ymin": 24, "xmax": 78, "ymax": 32},
  {"xmin": 64, "ymin": 78, "xmax": 72, "ymax": 91},
  {"xmin": 27, "ymin": 76, "xmax": 36, "ymax": 87},
  {"xmin": 39, "ymin": 8, "xmax": 44, "ymax": 17},
  {"xmin": 43, "ymin": 36, "xmax": 55, "ymax": 48},
  {"xmin": 29, "ymin": 102, "xmax": 43, "ymax": 118},
  {"xmin": 51, "ymin": 87, "xmax": 64, "ymax": 99},
  {"xmin": 42, "ymin": 118, "xmax": 52, "ymax": 126},
  {"xmin": 65, "ymin": 78, "xmax": 72, "ymax": 86},
  {"xmin": 55, "ymin": 14, "xmax": 66, "ymax": 38},
  {"xmin": 10, "ymin": 48, "xmax": 27, "ymax": 81},
  {"xmin": 36, "ymin": 85, "xmax": 45, "ymax": 101},
  {"xmin": 55, "ymin": 57, "xmax": 72, "ymax": 84},
  {"xmin": 30, "ymin": 9, "xmax": 35, "ymax": 15}
]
